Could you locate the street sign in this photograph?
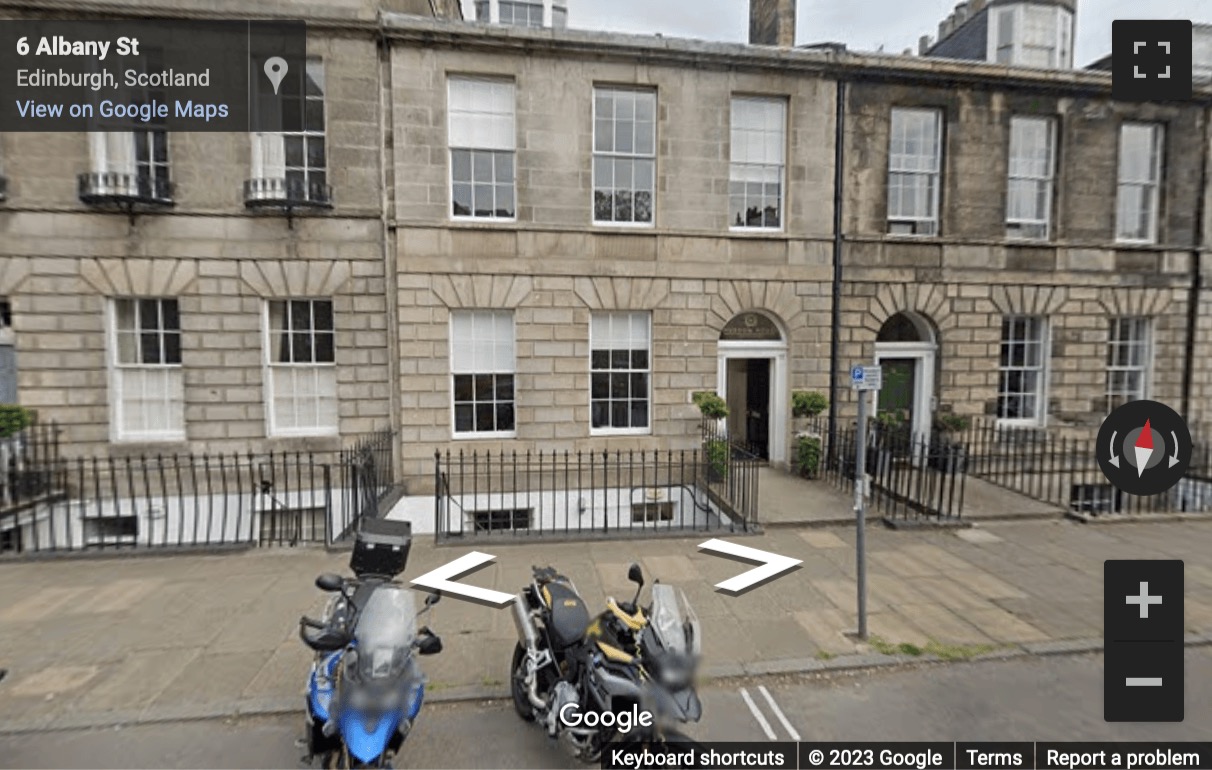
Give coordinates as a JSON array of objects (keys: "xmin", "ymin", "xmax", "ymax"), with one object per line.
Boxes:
[{"xmin": 851, "ymin": 365, "xmax": 882, "ymax": 391}]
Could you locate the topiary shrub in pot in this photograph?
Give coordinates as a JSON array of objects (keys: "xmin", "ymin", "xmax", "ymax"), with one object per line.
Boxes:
[
  {"xmin": 692, "ymin": 392, "xmax": 730, "ymax": 481},
  {"xmin": 790, "ymin": 392, "xmax": 828, "ymax": 478}
]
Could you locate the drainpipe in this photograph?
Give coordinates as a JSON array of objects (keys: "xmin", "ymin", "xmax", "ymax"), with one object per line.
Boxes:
[
  {"xmin": 1182, "ymin": 102, "xmax": 1209, "ymax": 423},
  {"xmin": 827, "ymin": 78, "xmax": 847, "ymax": 457},
  {"xmin": 377, "ymin": 25, "xmax": 403, "ymax": 460}
]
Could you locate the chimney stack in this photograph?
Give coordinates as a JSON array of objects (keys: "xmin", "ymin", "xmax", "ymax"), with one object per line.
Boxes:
[{"xmin": 749, "ymin": 0, "xmax": 796, "ymax": 47}]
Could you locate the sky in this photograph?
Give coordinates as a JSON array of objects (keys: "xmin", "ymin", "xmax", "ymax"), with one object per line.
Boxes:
[{"xmin": 460, "ymin": 0, "xmax": 1212, "ymax": 68}]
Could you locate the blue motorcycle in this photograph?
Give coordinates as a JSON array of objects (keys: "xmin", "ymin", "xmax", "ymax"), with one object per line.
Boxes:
[{"xmin": 299, "ymin": 520, "xmax": 442, "ymax": 769}]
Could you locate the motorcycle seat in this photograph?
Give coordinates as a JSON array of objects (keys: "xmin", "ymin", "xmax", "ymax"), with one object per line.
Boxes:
[{"xmin": 541, "ymin": 581, "xmax": 591, "ymax": 649}]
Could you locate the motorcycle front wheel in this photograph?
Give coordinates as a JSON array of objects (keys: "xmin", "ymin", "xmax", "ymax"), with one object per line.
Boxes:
[{"xmin": 509, "ymin": 642, "xmax": 536, "ymax": 722}]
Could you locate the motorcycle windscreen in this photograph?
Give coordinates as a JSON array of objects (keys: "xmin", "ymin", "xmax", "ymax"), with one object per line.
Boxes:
[
  {"xmin": 353, "ymin": 586, "xmax": 418, "ymax": 681},
  {"xmin": 340, "ymin": 709, "xmax": 402, "ymax": 764},
  {"xmin": 649, "ymin": 584, "xmax": 700, "ymax": 657}
]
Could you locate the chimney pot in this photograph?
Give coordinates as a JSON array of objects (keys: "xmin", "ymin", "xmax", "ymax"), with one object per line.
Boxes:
[{"xmin": 749, "ymin": 0, "xmax": 796, "ymax": 47}]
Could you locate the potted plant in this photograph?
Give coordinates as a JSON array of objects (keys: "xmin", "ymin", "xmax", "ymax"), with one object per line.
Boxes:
[
  {"xmin": 693, "ymin": 392, "xmax": 730, "ymax": 482},
  {"xmin": 0, "ymin": 404, "xmax": 32, "ymax": 440},
  {"xmin": 790, "ymin": 392, "xmax": 828, "ymax": 478},
  {"xmin": 791, "ymin": 391, "xmax": 829, "ymax": 421},
  {"xmin": 930, "ymin": 411, "xmax": 970, "ymax": 473}
]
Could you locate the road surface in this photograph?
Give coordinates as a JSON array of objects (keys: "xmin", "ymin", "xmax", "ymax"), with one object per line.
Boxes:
[{"xmin": 2, "ymin": 649, "xmax": 1208, "ymax": 769}]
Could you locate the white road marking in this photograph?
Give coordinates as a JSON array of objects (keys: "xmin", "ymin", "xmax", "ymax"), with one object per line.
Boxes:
[
  {"xmin": 758, "ymin": 685, "xmax": 801, "ymax": 741},
  {"xmin": 739, "ymin": 687, "xmax": 777, "ymax": 740}
]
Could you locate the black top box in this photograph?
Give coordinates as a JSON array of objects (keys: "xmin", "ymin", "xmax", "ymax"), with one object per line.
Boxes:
[{"xmin": 350, "ymin": 518, "xmax": 412, "ymax": 579}]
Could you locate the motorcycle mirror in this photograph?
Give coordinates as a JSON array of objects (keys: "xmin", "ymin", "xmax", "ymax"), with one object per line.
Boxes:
[
  {"xmin": 425, "ymin": 592, "xmax": 441, "ymax": 607},
  {"xmin": 315, "ymin": 573, "xmax": 344, "ymax": 592},
  {"xmin": 417, "ymin": 634, "xmax": 443, "ymax": 655},
  {"xmin": 627, "ymin": 563, "xmax": 644, "ymax": 586}
]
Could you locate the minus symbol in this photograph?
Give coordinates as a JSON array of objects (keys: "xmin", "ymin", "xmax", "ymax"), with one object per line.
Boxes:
[{"xmin": 1125, "ymin": 677, "xmax": 1163, "ymax": 686}]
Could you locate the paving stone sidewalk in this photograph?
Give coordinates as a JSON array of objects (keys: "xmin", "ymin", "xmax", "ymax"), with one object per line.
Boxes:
[{"xmin": 1, "ymin": 518, "xmax": 1211, "ymax": 733}]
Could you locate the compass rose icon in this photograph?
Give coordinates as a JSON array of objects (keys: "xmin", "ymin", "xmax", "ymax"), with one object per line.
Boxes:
[{"xmin": 1098, "ymin": 400, "xmax": 1192, "ymax": 496}]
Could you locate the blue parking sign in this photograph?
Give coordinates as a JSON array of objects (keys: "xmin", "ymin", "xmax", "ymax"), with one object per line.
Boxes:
[{"xmin": 851, "ymin": 366, "xmax": 865, "ymax": 383}]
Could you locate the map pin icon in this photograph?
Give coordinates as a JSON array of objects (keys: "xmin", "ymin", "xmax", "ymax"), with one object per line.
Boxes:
[{"xmin": 264, "ymin": 57, "xmax": 288, "ymax": 95}]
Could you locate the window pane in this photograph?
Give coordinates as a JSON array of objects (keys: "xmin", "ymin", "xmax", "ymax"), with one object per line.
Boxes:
[
  {"xmin": 592, "ymin": 373, "xmax": 609, "ymax": 398},
  {"xmin": 496, "ymin": 402, "xmax": 515, "ymax": 431},
  {"xmin": 612, "ymin": 400, "xmax": 629, "ymax": 428},
  {"xmin": 454, "ymin": 374, "xmax": 473, "ymax": 401},
  {"xmin": 163, "ymin": 332, "xmax": 181, "ymax": 365},
  {"xmin": 475, "ymin": 402, "xmax": 495, "ymax": 432},
  {"xmin": 455, "ymin": 404, "xmax": 474, "ymax": 432}
]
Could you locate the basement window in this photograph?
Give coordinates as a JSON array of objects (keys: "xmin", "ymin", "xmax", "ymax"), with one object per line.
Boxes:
[
  {"xmin": 631, "ymin": 502, "xmax": 674, "ymax": 523},
  {"xmin": 472, "ymin": 508, "xmax": 531, "ymax": 532},
  {"xmin": 260, "ymin": 506, "xmax": 326, "ymax": 544},
  {"xmin": 82, "ymin": 515, "xmax": 138, "ymax": 546}
]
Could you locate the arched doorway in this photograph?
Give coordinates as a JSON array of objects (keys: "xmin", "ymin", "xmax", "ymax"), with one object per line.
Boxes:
[
  {"xmin": 716, "ymin": 311, "xmax": 788, "ymax": 464},
  {"xmin": 874, "ymin": 311, "xmax": 937, "ymax": 442}
]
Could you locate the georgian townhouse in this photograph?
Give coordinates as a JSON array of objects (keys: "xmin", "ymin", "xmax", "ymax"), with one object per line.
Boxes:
[
  {"xmin": 0, "ymin": 0, "xmax": 461, "ymax": 457},
  {"xmin": 1, "ymin": 0, "xmax": 1209, "ymax": 497}
]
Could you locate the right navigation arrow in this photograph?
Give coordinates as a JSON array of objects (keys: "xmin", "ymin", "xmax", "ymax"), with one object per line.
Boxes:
[{"xmin": 699, "ymin": 538, "xmax": 802, "ymax": 596}]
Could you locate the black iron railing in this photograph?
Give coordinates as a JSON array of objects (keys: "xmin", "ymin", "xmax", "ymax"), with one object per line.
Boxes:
[
  {"xmin": 958, "ymin": 418, "xmax": 1212, "ymax": 516},
  {"xmin": 434, "ymin": 443, "xmax": 754, "ymax": 542},
  {"xmin": 0, "ymin": 420, "xmax": 63, "ymax": 513},
  {"xmin": 699, "ymin": 417, "xmax": 762, "ymax": 526},
  {"xmin": 0, "ymin": 428, "xmax": 397, "ymax": 556},
  {"xmin": 336, "ymin": 428, "xmax": 397, "ymax": 538},
  {"xmin": 809, "ymin": 416, "xmax": 966, "ymax": 521}
]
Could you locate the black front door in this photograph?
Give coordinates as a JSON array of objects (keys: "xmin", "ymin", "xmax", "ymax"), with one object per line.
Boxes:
[{"xmin": 745, "ymin": 359, "xmax": 770, "ymax": 459}]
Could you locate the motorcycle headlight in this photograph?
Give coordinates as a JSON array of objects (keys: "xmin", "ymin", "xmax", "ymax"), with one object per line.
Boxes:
[
  {"xmin": 656, "ymin": 654, "xmax": 695, "ymax": 690},
  {"xmin": 349, "ymin": 688, "xmax": 372, "ymax": 710},
  {"xmin": 378, "ymin": 688, "xmax": 402, "ymax": 710}
]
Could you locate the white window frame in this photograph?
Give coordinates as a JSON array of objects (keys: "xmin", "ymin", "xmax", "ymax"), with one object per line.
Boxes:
[
  {"xmin": 448, "ymin": 77, "xmax": 517, "ymax": 222},
  {"xmin": 1005, "ymin": 115, "xmax": 1056, "ymax": 240},
  {"xmin": 887, "ymin": 107, "xmax": 943, "ymax": 236},
  {"xmin": 986, "ymin": 3, "xmax": 1074, "ymax": 68},
  {"xmin": 589, "ymin": 311, "xmax": 652, "ymax": 436},
  {"xmin": 449, "ymin": 310, "xmax": 517, "ymax": 439},
  {"xmin": 1115, "ymin": 122, "xmax": 1164, "ymax": 245},
  {"xmin": 592, "ymin": 86, "xmax": 657, "ymax": 228},
  {"xmin": 1106, "ymin": 317, "xmax": 1152, "ymax": 409},
  {"xmin": 729, "ymin": 96, "xmax": 787, "ymax": 232},
  {"xmin": 107, "ymin": 298, "xmax": 184, "ymax": 443},
  {"xmin": 997, "ymin": 315, "xmax": 1049, "ymax": 426},
  {"xmin": 250, "ymin": 58, "xmax": 327, "ymax": 200},
  {"xmin": 262, "ymin": 299, "xmax": 338, "ymax": 438}
]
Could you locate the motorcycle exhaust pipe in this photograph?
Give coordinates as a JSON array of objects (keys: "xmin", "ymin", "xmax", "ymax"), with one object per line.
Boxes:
[
  {"xmin": 511, "ymin": 593, "xmax": 547, "ymax": 709},
  {"xmin": 512, "ymin": 593, "xmax": 538, "ymax": 650}
]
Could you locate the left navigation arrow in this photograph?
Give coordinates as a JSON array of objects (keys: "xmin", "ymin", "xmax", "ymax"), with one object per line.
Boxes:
[{"xmin": 410, "ymin": 552, "xmax": 515, "ymax": 608}]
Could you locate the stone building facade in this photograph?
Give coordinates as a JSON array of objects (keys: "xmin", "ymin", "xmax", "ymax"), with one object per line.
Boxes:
[
  {"xmin": 381, "ymin": 16, "xmax": 1212, "ymax": 486},
  {"xmin": 0, "ymin": 0, "xmax": 462, "ymax": 455},
  {"xmin": 1, "ymin": 1, "xmax": 1209, "ymax": 489}
]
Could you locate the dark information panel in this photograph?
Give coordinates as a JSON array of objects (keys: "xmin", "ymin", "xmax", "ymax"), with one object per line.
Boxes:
[{"xmin": 0, "ymin": 19, "xmax": 305, "ymax": 131}]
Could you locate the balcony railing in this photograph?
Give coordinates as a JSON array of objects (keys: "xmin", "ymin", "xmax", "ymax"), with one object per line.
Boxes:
[
  {"xmin": 77, "ymin": 172, "xmax": 174, "ymax": 207},
  {"xmin": 243, "ymin": 177, "xmax": 333, "ymax": 210}
]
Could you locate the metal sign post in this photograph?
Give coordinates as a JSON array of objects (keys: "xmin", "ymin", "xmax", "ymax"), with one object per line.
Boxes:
[{"xmin": 849, "ymin": 365, "xmax": 881, "ymax": 640}]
